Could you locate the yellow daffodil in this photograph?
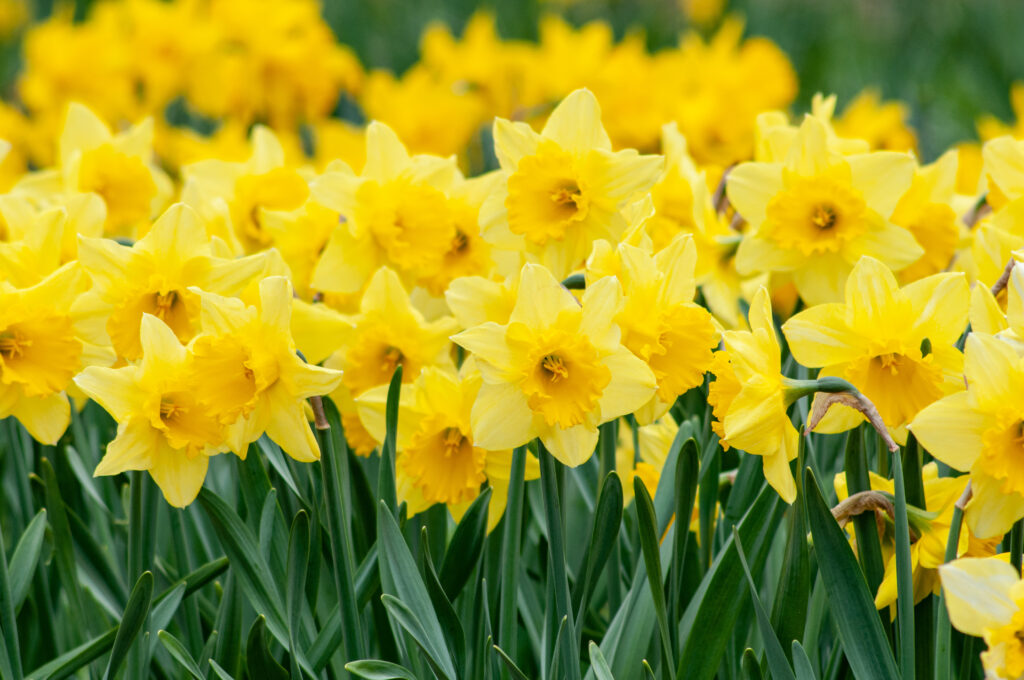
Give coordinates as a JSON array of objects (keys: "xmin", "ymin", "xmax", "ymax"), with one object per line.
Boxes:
[
  {"xmin": 727, "ymin": 115, "xmax": 920, "ymax": 305},
  {"xmin": 1, "ymin": 264, "xmax": 111, "ymax": 444},
  {"xmin": 453, "ymin": 263, "xmax": 656, "ymax": 467},
  {"xmin": 77, "ymin": 203, "xmax": 268, "ymax": 361},
  {"xmin": 183, "ymin": 126, "xmax": 310, "ymax": 253},
  {"xmin": 910, "ymin": 331, "xmax": 1024, "ymax": 538},
  {"xmin": 311, "ymin": 122, "xmax": 462, "ymax": 295},
  {"xmin": 586, "ymin": 234, "xmax": 718, "ymax": 423},
  {"xmin": 783, "ymin": 256, "xmax": 968, "ymax": 442},
  {"xmin": 188, "ymin": 276, "xmax": 344, "ymax": 463},
  {"xmin": 0, "ymin": 194, "xmax": 104, "ymax": 286},
  {"xmin": 939, "ymin": 556, "xmax": 1024, "ymax": 679},
  {"xmin": 313, "ymin": 267, "xmax": 457, "ymax": 456},
  {"xmin": 833, "ymin": 88, "xmax": 918, "ymax": 153},
  {"xmin": 708, "ymin": 286, "xmax": 798, "ymax": 502},
  {"xmin": 74, "ymin": 314, "xmax": 226, "ymax": 507},
  {"xmin": 357, "ymin": 365, "xmax": 540, "ymax": 531},
  {"xmin": 834, "ymin": 464, "xmax": 995, "ymax": 611},
  {"xmin": 480, "ymin": 88, "xmax": 663, "ymax": 280}
]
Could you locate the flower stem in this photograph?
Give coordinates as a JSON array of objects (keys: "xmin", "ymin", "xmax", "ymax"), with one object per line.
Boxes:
[
  {"xmin": 1011, "ymin": 519, "xmax": 1023, "ymax": 576},
  {"xmin": 934, "ymin": 482, "xmax": 970, "ymax": 680}
]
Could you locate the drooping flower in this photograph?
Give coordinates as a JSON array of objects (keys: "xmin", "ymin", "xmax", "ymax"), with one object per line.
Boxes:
[
  {"xmin": 727, "ymin": 115, "xmax": 920, "ymax": 305},
  {"xmin": 1, "ymin": 264, "xmax": 111, "ymax": 444},
  {"xmin": 939, "ymin": 556, "xmax": 1024, "ymax": 679},
  {"xmin": 453, "ymin": 263, "xmax": 656, "ymax": 467},
  {"xmin": 74, "ymin": 314, "xmax": 225, "ymax": 506},
  {"xmin": 783, "ymin": 256, "xmax": 968, "ymax": 443},
  {"xmin": 189, "ymin": 276, "xmax": 344, "ymax": 462},
  {"xmin": 77, "ymin": 203, "xmax": 268, "ymax": 361},
  {"xmin": 910, "ymin": 332, "xmax": 1024, "ymax": 538},
  {"xmin": 479, "ymin": 88, "xmax": 663, "ymax": 280}
]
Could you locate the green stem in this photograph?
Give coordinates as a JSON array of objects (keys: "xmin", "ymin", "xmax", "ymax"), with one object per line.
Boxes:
[
  {"xmin": 598, "ymin": 421, "xmax": 622, "ymax": 614},
  {"xmin": 892, "ymin": 449, "xmax": 914, "ymax": 680},
  {"xmin": 934, "ymin": 484, "xmax": 968, "ymax": 680},
  {"xmin": 313, "ymin": 398, "xmax": 366, "ymax": 662},
  {"xmin": 498, "ymin": 446, "xmax": 527, "ymax": 679},
  {"xmin": 538, "ymin": 443, "xmax": 582, "ymax": 680},
  {"xmin": 128, "ymin": 471, "xmax": 144, "ymax": 582},
  {"xmin": 1010, "ymin": 519, "xmax": 1023, "ymax": 576},
  {"xmin": 0, "ymin": 519, "xmax": 23, "ymax": 680}
]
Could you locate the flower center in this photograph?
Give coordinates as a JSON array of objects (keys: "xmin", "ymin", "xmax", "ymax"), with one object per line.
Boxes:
[
  {"xmin": 506, "ymin": 142, "xmax": 590, "ymax": 245},
  {"xmin": 153, "ymin": 290, "xmax": 179, "ymax": 319},
  {"xmin": 842, "ymin": 350, "xmax": 944, "ymax": 429},
  {"xmin": 551, "ymin": 184, "xmax": 583, "ymax": 209},
  {"xmin": 980, "ymin": 416, "xmax": 1024, "ymax": 497},
  {"xmin": 354, "ymin": 178, "xmax": 453, "ymax": 275},
  {"xmin": 0, "ymin": 330, "xmax": 30, "ymax": 359},
  {"xmin": 450, "ymin": 230, "xmax": 469, "ymax": 253},
  {"xmin": 541, "ymin": 354, "xmax": 569, "ymax": 383},
  {"xmin": 811, "ymin": 203, "xmax": 837, "ymax": 230},
  {"xmin": 764, "ymin": 173, "xmax": 868, "ymax": 255},
  {"xmin": 78, "ymin": 144, "xmax": 158, "ymax": 233},
  {"xmin": 0, "ymin": 317, "xmax": 82, "ymax": 396},
  {"xmin": 400, "ymin": 421, "xmax": 486, "ymax": 506},
  {"xmin": 381, "ymin": 346, "xmax": 404, "ymax": 374}
]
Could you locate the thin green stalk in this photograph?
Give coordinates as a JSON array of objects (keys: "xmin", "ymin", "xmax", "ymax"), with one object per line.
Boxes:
[
  {"xmin": 169, "ymin": 509, "xmax": 204, "ymax": 655},
  {"xmin": 498, "ymin": 446, "xmax": 527, "ymax": 680},
  {"xmin": 0, "ymin": 519, "xmax": 23, "ymax": 680},
  {"xmin": 1010, "ymin": 519, "xmax": 1023, "ymax": 576},
  {"xmin": 538, "ymin": 443, "xmax": 581, "ymax": 680},
  {"xmin": 934, "ymin": 483, "xmax": 969, "ymax": 680},
  {"xmin": 128, "ymin": 471, "xmax": 145, "ymax": 582},
  {"xmin": 597, "ymin": 421, "xmax": 622, "ymax": 614},
  {"xmin": 845, "ymin": 428, "xmax": 885, "ymax": 596},
  {"xmin": 892, "ymin": 448, "xmax": 914, "ymax": 679},
  {"xmin": 312, "ymin": 397, "xmax": 366, "ymax": 662}
]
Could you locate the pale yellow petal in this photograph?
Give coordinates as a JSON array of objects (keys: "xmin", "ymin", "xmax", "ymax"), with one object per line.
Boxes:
[
  {"xmin": 149, "ymin": 442, "xmax": 209, "ymax": 508},
  {"xmin": 362, "ymin": 121, "xmax": 410, "ymax": 181},
  {"xmin": 902, "ymin": 272, "xmax": 970, "ymax": 344},
  {"xmin": 508, "ymin": 263, "xmax": 578, "ymax": 328},
  {"xmin": 964, "ymin": 332, "xmax": 1024, "ymax": 410},
  {"xmin": 492, "ymin": 119, "xmax": 540, "ymax": 170},
  {"xmin": 540, "ymin": 88, "xmax": 612, "ymax": 153},
  {"xmin": 939, "ymin": 557, "xmax": 1019, "ymax": 635},
  {"xmin": 907, "ymin": 392, "xmax": 987, "ymax": 471},
  {"xmin": 783, "ymin": 303, "xmax": 863, "ymax": 367},
  {"xmin": 966, "ymin": 471, "xmax": 1024, "ymax": 540},
  {"xmin": 60, "ymin": 102, "xmax": 110, "ymax": 166},
  {"xmin": 734, "ymin": 233, "xmax": 806, "ymax": 276},
  {"xmin": 264, "ymin": 385, "xmax": 320, "ymax": 462},
  {"xmin": 726, "ymin": 162, "xmax": 784, "ymax": 227},
  {"xmin": 598, "ymin": 347, "xmax": 657, "ymax": 420},
  {"xmin": 11, "ymin": 392, "xmax": 70, "ymax": 445},
  {"xmin": 73, "ymin": 365, "xmax": 143, "ymax": 423},
  {"xmin": 539, "ymin": 422, "xmax": 599, "ymax": 468},
  {"xmin": 848, "ymin": 152, "xmax": 915, "ymax": 218},
  {"xmin": 95, "ymin": 419, "xmax": 158, "ymax": 476},
  {"xmin": 470, "ymin": 382, "xmax": 535, "ymax": 451}
]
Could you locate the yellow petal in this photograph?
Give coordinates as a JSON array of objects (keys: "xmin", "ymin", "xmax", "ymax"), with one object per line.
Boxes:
[
  {"xmin": 848, "ymin": 151, "xmax": 915, "ymax": 218},
  {"xmin": 258, "ymin": 276, "xmax": 293, "ymax": 334},
  {"xmin": 264, "ymin": 385, "xmax": 320, "ymax": 462},
  {"xmin": 539, "ymin": 422, "xmax": 599, "ymax": 468},
  {"xmin": 844, "ymin": 256, "xmax": 901, "ymax": 330},
  {"xmin": 762, "ymin": 426, "xmax": 798, "ymax": 504},
  {"xmin": 508, "ymin": 263, "xmax": 579, "ymax": 329},
  {"xmin": 137, "ymin": 203, "xmax": 206, "ymax": 261},
  {"xmin": 597, "ymin": 347, "xmax": 657, "ymax": 420},
  {"xmin": 723, "ymin": 381, "xmax": 785, "ymax": 455},
  {"xmin": 540, "ymin": 89, "xmax": 612, "ymax": 154},
  {"xmin": 726, "ymin": 161, "xmax": 784, "ymax": 227},
  {"xmin": 249, "ymin": 125, "xmax": 285, "ymax": 172},
  {"xmin": 783, "ymin": 303, "xmax": 863, "ymax": 367},
  {"xmin": 734, "ymin": 233, "xmax": 806, "ymax": 276},
  {"xmin": 470, "ymin": 382, "xmax": 535, "ymax": 451},
  {"xmin": 95, "ymin": 418, "xmax": 158, "ymax": 476},
  {"xmin": 139, "ymin": 314, "xmax": 187, "ymax": 375},
  {"xmin": 580, "ymin": 275, "xmax": 623, "ymax": 352},
  {"xmin": 964, "ymin": 332, "xmax": 1024, "ymax": 411},
  {"xmin": 492, "ymin": 118, "xmax": 540, "ymax": 170},
  {"xmin": 907, "ymin": 392, "xmax": 987, "ymax": 471},
  {"xmin": 149, "ymin": 441, "xmax": 209, "ymax": 508},
  {"xmin": 451, "ymin": 323, "xmax": 517, "ymax": 382},
  {"xmin": 902, "ymin": 272, "xmax": 970, "ymax": 345},
  {"xmin": 792, "ymin": 253, "xmax": 851, "ymax": 306},
  {"xmin": 362, "ymin": 122, "xmax": 411, "ymax": 181},
  {"xmin": 939, "ymin": 557, "xmax": 1019, "ymax": 636},
  {"xmin": 73, "ymin": 365, "xmax": 143, "ymax": 423},
  {"xmin": 785, "ymin": 116, "xmax": 830, "ymax": 177},
  {"xmin": 291, "ymin": 300, "xmax": 353, "ymax": 365},
  {"xmin": 966, "ymin": 471, "xmax": 1024, "ymax": 539},
  {"xmin": 11, "ymin": 392, "xmax": 70, "ymax": 445},
  {"xmin": 844, "ymin": 222, "xmax": 925, "ymax": 272},
  {"xmin": 60, "ymin": 102, "xmax": 110, "ymax": 166}
]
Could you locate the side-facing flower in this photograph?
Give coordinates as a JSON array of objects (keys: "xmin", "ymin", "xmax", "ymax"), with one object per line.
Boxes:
[
  {"xmin": 783, "ymin": 256, "xmax": 968, "ymax": 442},
  {"xmin": 480, "ymin": 88, "xmax": 663, "ymax": 279},
  {"xmin": 940, "ymin": 557, "xmax": 1024, "ymax": 679},
  {"xmin": 453, "ymin": 263, "xmax": 656, "ymax": 467},
  {"xmin": 1, "ymin": 263, "xmax": 111, "ymax": 444},
  {"xmin": 74, "ymin": 314, "xmax": 224, "ymax": 506},
  {"xmin": 727, "ymin": 115, "xmax": 920, "ymax": 305},
  {"xmin": 189, "ymin": 276, "xmax": 344, "ymax": 462}
]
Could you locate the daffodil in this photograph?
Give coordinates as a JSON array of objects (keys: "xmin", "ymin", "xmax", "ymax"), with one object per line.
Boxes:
[
  {"xmin": 73, "ymin": 314, "xmax": 225, "ymax": 507},
  {"xmin": 479, "ymin": 88, "xmax": 663, "ymax": 280},
  {"xmin": 357, "ymin": 365, "xmax": 540, "ymax": 531},
  {"xmin": 709, "ymin": 286, "xmax": 799, "ymax": 502},
  {"xmin": 833, "ymin": 88, "xmax": 918, "ymax": 153},
  {"xmin": 783, "ymin": 256, "xmax": 968, "ymax": 442},
  {"xmin": 586, "ymin": 234, "xmax": 718, "ymax": 423},
  {"xmin": 890, "ymin": 151, "xmax": 963, "ymax": 282},
  {"xmin": 939, "ymin": 556, "xmax": 1024, "ymax": 679},
  {"xmin": 0, "ymin": 194, "xmax": 104, "ymax": 286},
  {"xmin": 727, "ymin": 115, "xmax": 920, "ymax": 305},
  {"xmin": 189, "ymin": 276, "xmax": 344, "ymax": 462},
  {"xmin": 1, "ymin": 264, "xmax": 111, "ymax": 444},
  {"xmin": 453, "ymin": 263, "xmax": 656, "ymax": 467},
  {"xmin": 183, "ymin": 126, "xmax": 310, "ymax": 254},
  {"xmin": 910, "ymin": 332, "xmax": 1024, "ymax": 538},
  {"xmin": 316, "ymin": 267, "xmax": 457, "ymax": 455},
  {"xmin": 77, "ymin": 203, "xmax": 268, "ymax": 361},
  {"xmin": 834, "ymin": 464, "xmax": 996, "ymax": 611}
]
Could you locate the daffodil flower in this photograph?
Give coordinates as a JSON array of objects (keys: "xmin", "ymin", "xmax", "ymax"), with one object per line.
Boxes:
[
  {"xmin": 453, "ymin": 262, "xmax": 656, "ymax": 467},
  {"xmin": 74, "ymin": 314, "xmax": 225, "ymax": 507},
  {"xmin": 189, "ymin": 276, "xmax": 344, "ymax": 462},
  {"xmin": 940, "ymin": 556, "xmax": 1024, "ymax": 679}
]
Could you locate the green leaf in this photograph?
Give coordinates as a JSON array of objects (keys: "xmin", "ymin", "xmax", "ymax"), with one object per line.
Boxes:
[
  {"xmin": 498, "ymin": 446, "xmax": 528, "ymax": 668},
  {"xmin": 286, "ymin": 510, "xmax": 311, "ymax": 680},
  {"xmin": 803, "ymin": 467, "xmax": 900, "ymax": 680},
  {"xmin": 197, "ymin": 489, "xmax": 288, "ymax": 644},
  {"xmin": 103, "ymin": 571, "xmax": 154, "ymax": 680},
  {"xmin": 734, "ymin": 527, "xmax": 795, "ymax": 680},
  {"xmin": 844, "ymin": 429, "xmax": 885, "ymax": 594},
  {"xmin": 438, "ymin": 486, "xmax": 491, "ymax": 601},
  {"xmin": 674, "ymin": 482, "xmax": 785, "ymax": 680},
  {"xmin": 770, "ymin": 503, "xmax": 810, "ymax": 655},
  {"xmin": 157, "ymin": 631, "xmax": 204, "ymax": 680},
  {"xmin": 0, "ymin": 518, "xmax": 22, "ymax": 680},
  {"xmin": 572, "ymin": 470, "xmax": 623, "ymax": 631},
  {"xmin": 634, "ymin": 477, "xmax": 675, "ymax": 672},
  {"xmin": 892, "ymin": 449, "xmax": 915, "ymax": 679},
  {"xmin": 8, "ymin": 507, "xmax": 47, "ymax": 606},
  {"xmin": 492, "ymin": 645, "xmax": 530, "ymax": 680},
  {"xmin": 419, "ymin": 528, "xmax": 466, "ymax": 677},
  {"xmin": 376, "ymin": 502, "xmax": 457, "ymax": 680},
  {"xmin": 741, "ymin": 649, "xmax": 763, "ymax": 680},
  {"xmin": 245, "ymin": 616, "xmax": 289, "ymax": 680},
  {"xmin": 147, "ymin": 582, "xmax": 185, "ymax": 660},
  {"xmin": 345, "ymin": 659, "xmax": 421, "ymax": 680},
  {"xmin": 379, "ymin": 366, "xmax": 402, "ymax": 514},
  {"xmin": 41, "ymin": 457, "xmax": 90, "ymax": 640},
  {"xmin": 791, "ymin": 641, "xmax": 818, "ymax": 680},
  {"xmin": 208, "ymin": 658, "xmax": 237, "ymax": 680},
  {"xmin": 588, "ymin": 642, "xmax": 615, "ymax": 680},
  {"xmin": 380, "ymin": 594, "xmax": 455, "ymax": 680},
  {"xmin": 25, "ymin": 628, "xmax": 119, "ymax": 680},
  {"xmin": 669, "ymin": 438, "xmax": 699, "ymax": 630}
]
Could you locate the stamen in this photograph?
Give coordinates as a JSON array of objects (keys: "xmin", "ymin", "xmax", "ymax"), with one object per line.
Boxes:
[
  {"xmin": 381, "ymin": 346, "xmax": 404, "ymax": 373},
  {"xmin": 0, "ymin": 331, "xmax": 30, "ymax": 358},
  {"xmin": 451, "ymin": 230, "xmax": 469, "ymax": 253},
  {"xmin": 811, "ymin": 203, "xmax": 838, "ymax": 230},
  {"xmin": 541, "ymin": 354, "xmax": 569, "ymax": 382},
  {"xmin": 153, "ymin": 291, "xmax": 179, "ymax": 318},
  {"xmin": 551, "ymin": 184, "xmax": 582, "ymax": 207},
  {"xmin": 160, "ymin": 399, "xmax": 184, "ymax": 421}
]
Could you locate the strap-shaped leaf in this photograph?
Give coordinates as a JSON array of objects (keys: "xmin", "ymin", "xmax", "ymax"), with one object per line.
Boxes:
[
  {"xmin": 103, "ymin": 571, "xmax": 154, "ymax": 680},
  {"xmin": 346, "ymin": 659, "xmax": 420, "ymax": 680},
  {"xmin": 438, "ymin": 486, "xmax": 491, "ymax": 601},
  {"xmin": 157, "ymin": 631, "xmax": 204, "ymax": 680},
  {"xmin": 734, "ymin": 528, "xmax": 795, "ymax": 680}
]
